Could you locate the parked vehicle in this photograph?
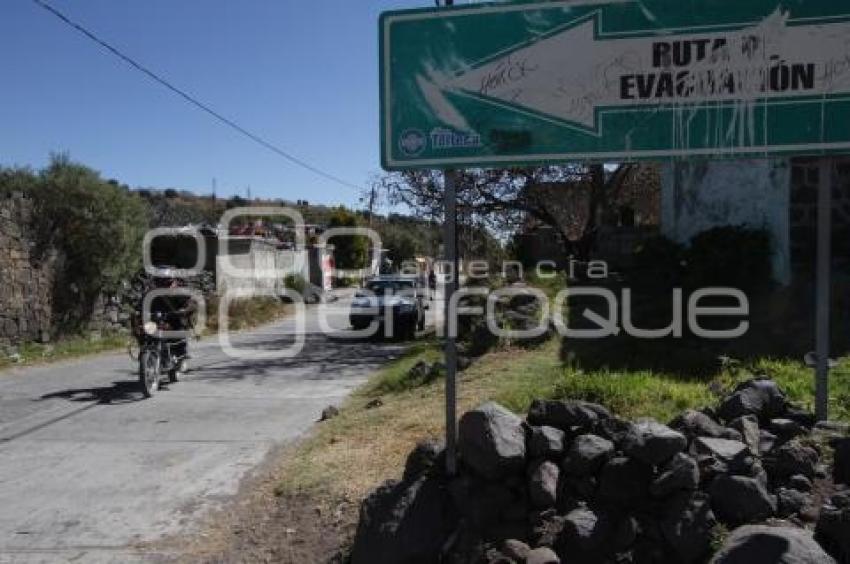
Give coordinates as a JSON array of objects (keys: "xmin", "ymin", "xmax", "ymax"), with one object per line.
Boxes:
[{"xmin": 349, "ymin": 275, "xmax": 427, "ymax": 339}]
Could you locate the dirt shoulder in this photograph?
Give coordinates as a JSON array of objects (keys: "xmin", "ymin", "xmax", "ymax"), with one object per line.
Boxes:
[{"xmin": 167, "ymin": 443, "xmax": 358, "ymax": 563}]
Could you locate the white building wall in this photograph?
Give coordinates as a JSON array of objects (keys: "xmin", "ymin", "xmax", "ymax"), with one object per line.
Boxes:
[
  {"xmin": 661, "ymin": 159, "xmax": 791, "ymax": 285},
  {"xmin": 216, "ymin": 247, "xmax": 308, "ymax": 296}
]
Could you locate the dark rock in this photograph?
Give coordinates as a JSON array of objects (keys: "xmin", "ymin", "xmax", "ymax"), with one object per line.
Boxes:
[
  {"xmin": 660, "ymin": 493, "xmax": 717, "ymax": 564},
  {"xmin": 768, "ymin": 418, "xmax": 807, "ymax": 440},
  {"xmin": 365, "ymin": 398, "xmax": 384, "ymax": 410},
  {"xmin": 528, "ymin": 426, "xmax": 566, "ymax": 460},
  {"xmin": 776, "ymin": 487, "xmax": 811, "ymax": 518},
  {"xmin": 593, "ymin": 415, "xmax": 635, "ymax": 448},
  {"xmin": 784, "ymin": 405, "xmax": 816, "ymax": 429},
  {"xmin": 611, "ymin": 515, "xmax": 639, "ymax": 553},
  {"xmin": 452, "ymin": 480, "xmax": 516, "ymax": 533},
  {"xmin": 832, "ymin": 490, "xmax": 850, "ymax": 509},
  {"xmin": 351, "ymin": 476, "xmax": 456, "ymax": 564},
  {"xmin": 694, "ymin": 437, "xmax": 750, "ymax": 466},
  {"xmin": 529, "ymin": 510, "xmax": 566, "ymax": 548},
  {"xmin": 709, "ymin": 474, "xmax": 776, "ymax": 526},
  {"xmin": 559, "ymin": 506, "xmax": 610, "ymax": 553},
  {"xmin": 816, "ymin": 493, "xmax": 850, "ymax": 561},
  {"xmin": 716, "ymin": 378, "xmax": 788, "ymax": 423},
  {"xmin": 482, "ymin": 547, "xmax": 512, "ymax": 564},
  {"xmin": 651, "ymin": 453, "xmax": 700, "ymax": 498},
  {"xmin": 728, "ymin": 415, "xmax": 760, "ymax": 455},
  {"xmin": 529, "ymin": 460, "xmax": 560, "ymax": 508},
  {"xmin": 501, "ymin": 539, "xmax": 530, "ymax": 562},
  {"xmin": 500, "ymin": 492, "xmax": 530, "ymax": 523},
  {"xmin": 789, "ymin": 474, "xmax": 814, "ymax": 493},
  {"xmin": 562, "ymin": 474, "xmax": 597, "ymax": 502},
  {"xmin": 768, "ymin": 440, "xmax": 819, "ymax": 481},
  {"xmin": 759, "ymin": 430, "xmax": 778, "ymax": 456},
  {"xmin": 320, "ymin": 405, "xmax": 340, "ymax": 421},
  {"xmin": 697, "ymin": 454, "xmax": 730, "ymax": 486},
  {"xmin": 747, "ymin": 460, "xmax": 770, "ymax": 486},
  {"xmin": 711, "ymin": 524, "xmax": 835, "ymax": 563},
  {"xmin": 459, "ymin": 402, "xmax": 526, "ymax": 480},
  {"xmin": 527, "ymin": 399, "xmax": 610, "ymax": 432},
  {"xmin": 623, "ymin": 419, "xmax": 687, "ymax": 466},
  {"xmin": 403, "ymin": 439, "xmax": 443, "ymax": 482},
  {"xmin": 598, "ymin": 456, "xmax": 653, "ymax": 507},
  {"xmin": 526, "ymin": 547, "xmax": 560, "ymax": 564},
  {"xmin": 833, "ymin": 438, "xmax": 850, "ymax": 486},
  {"xmin": 670, "ymin": 409, "xmax": 740, "ymax": 441},
  {"xmin": 562, "ymin": 434, "xmax": 614, "ymax": 476}
]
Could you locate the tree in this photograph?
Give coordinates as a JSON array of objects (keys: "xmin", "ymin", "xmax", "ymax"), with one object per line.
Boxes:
[
  {"xmin": 328, "ymin": 207, "xmax": 369, "ymax": 270},
  {"xmin": 380, "ymin": 226, "xmax": 419, "ymax": 265},
  {"xmin": 24, "ymin": 154, "xmax": 150, "ymax": 330},
  {"xmin": 379, "ymin": 164, "xmax": 636, "ymax": 262}
]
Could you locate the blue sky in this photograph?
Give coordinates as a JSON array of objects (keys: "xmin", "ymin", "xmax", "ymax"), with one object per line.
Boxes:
[{"xmin": 1, "ymin": 0, "xmax": 437, "ymax": 207}]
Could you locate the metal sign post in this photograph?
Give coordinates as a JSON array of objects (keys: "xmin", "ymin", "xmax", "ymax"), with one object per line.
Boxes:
[
  {"xmin": 443, "ymin": 169, "xmax": 459, "ymax": 475},
  {"xmin": 441, "ymin": 0, "xmax": 459, "ymax": 477},
  {"xmin": 815, "ymin": 158, "xmax": 834, "ymax": 421}
]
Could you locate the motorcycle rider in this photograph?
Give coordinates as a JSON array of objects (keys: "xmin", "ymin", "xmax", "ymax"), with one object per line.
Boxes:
[{"xmin": 141, "ymin": 271, "xmax": 197, "ymax": 372}]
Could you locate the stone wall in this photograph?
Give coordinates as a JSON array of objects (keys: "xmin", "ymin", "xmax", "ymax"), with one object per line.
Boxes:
[{"xmin": 0, "ymin": 193, "xmax": 56, "ymax": 344}]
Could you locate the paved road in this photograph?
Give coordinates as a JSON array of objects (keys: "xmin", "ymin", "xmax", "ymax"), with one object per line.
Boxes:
[{"xmin": 0, "ymin": 291, "xmax": 427, "ymax": 563}]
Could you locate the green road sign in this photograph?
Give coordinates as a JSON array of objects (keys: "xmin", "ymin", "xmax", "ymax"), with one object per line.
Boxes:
[{"xmin": 380, "ymin": 0, "xmax": 850, "ymax": 170}]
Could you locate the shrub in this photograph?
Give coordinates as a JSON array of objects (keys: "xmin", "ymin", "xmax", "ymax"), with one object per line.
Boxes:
[
  {"xmin": 284, "ymin": 274, "xmax": 307, "ymax": 294},
  {"xmin": 333, "ymin": 276, "xmax": 357, "ymax": 288}
]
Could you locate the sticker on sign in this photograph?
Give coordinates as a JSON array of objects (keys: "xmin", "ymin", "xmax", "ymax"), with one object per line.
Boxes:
[{"xmin": 379, "ymin": 0, "xmax": 850, "ymax": 170}]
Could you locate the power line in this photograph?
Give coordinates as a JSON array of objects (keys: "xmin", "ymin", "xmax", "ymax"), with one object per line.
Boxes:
[{"xmin": 29, "ymin": 0, "xmax": 364, "ymax": 193}]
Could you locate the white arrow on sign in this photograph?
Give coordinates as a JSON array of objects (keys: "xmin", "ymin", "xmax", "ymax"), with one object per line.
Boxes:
[{"xmin": 444, "ymin": 9, "xmax": 850, "ymax": 133}]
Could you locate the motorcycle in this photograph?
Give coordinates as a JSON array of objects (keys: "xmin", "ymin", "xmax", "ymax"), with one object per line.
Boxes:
[{"xmin": 138, "ymin": 311, "xmax": 189, "ymax": 397}]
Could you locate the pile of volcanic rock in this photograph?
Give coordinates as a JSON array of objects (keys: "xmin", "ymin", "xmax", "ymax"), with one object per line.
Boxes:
[{"xmin": 350, "ymin": 377, "xmax": 850, "ymax": 564}]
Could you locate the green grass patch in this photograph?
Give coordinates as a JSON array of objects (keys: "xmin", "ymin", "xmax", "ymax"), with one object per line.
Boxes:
[
  {"xmin": 490, "ymin": 342, "xmax": 850, "ymax": 423},
  {"xmin": 361, "ymin": 339, "xmax": 442, "ymax": 396}
]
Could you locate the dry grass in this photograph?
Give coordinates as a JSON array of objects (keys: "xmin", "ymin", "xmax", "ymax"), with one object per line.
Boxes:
[
  {"xmin": 274, "ymin": 342, "xmax": 560, "ymax": 500},
  {"xmin": 204, "ymin": 296, "xmax": 292, "ymax": 333}
]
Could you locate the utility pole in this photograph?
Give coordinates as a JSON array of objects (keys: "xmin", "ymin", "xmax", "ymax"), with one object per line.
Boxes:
[
  {"xmin": 212, "ymin": 178, "xmax": 217, "ymax": 202},
  {"xmin": 368, "ymin": 183, "xmax": 377, "ymax": 229}
]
